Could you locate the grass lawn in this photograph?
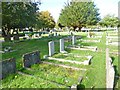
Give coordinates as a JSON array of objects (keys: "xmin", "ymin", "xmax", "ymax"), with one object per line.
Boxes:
[{"xmin": 1, "ymin": 31, "xmax": 118, "ymax": 88}]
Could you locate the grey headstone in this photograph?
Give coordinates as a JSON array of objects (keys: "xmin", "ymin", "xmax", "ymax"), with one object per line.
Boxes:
[
  {"xmin": 48, "ymin": 41, "xmax": 55, "ymax": 56},
  {"xmin": 72, "ymin": 36, "xmax": 76, "ymax": 45},
  {"xmin": 23, "ymin": 51, "xmax": 41, "ymax": 68},
  {"xmin": 0, "ymin": 58, "xmax": 16, "ymax": 80},
  {"xmin": 60, "ymin": 39, "xmax": 66, "ymax": 53}
]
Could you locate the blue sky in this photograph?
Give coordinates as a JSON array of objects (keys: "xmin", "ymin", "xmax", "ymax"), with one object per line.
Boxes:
[{"xmin": 39, "ymin": 0, "xmax": 119, "ymax": 22}]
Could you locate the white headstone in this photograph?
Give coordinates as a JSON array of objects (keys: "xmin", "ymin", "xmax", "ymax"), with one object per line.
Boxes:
[
  {"xmin": 60, "ymin": 39, "xmax": 64, "ymax": 52},
  {"xmin": 72, "ymin": 36, "xmax": 76, "ymax": 45},
  {"xmin": 60, "ymin": 39, "xmax": 67, "ymax": 53},
  {"xmin": 87, "ymin": 32, "xmax": 90, "ymax": 38},
  {"xmin": 48, "ymin": 41, "xmax": 54, "ymax": 56}
]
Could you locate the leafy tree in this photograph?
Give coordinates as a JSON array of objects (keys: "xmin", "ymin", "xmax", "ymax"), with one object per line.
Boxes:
[
  {"xmin": 36, "ymin": 11, "xmax": 55, "ymax": 31},
  {"xmin": 2, "ymin": 2, "xmax": 40, "ymax": 41},
  {"xmin": 58, "ymin": 1, "xmax": 100, "ymax": 31},
  {"xmin": 99, "ymin": 14, "xmax": 120, "ymax": 27}
]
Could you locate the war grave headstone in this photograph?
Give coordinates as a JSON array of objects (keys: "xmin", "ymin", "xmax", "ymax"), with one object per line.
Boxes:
[
  {"xmin": 23, "ymin": 51, "xmax": 41, "ymax": 68},
  {"xmin": 66, "ymin": 36, "xmax": 97, "ymax": 52},
  {"xmin": 60, "ymin": 39, "xmax": 67, "ymax": 53},
  {"xmin": 48, "ymin": 41, "xmax": 55, "ymax": 56},
  {"xmin": 45, "ymin": 40, "xmax": 93, "ymax": 65},
  {"xmin": 0, "ymin": 58, "xmax": 16, "ymax": 79}
]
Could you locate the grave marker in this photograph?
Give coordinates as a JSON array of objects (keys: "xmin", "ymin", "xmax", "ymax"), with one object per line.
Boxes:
[
  {"xmin": 0, "ymin": 58, "xmax": 16, "ymax": 79},
  {"xmin": 60, "ymin": 39, "xmax": 67, "ymax": 53},
  {"xmin": 23, "ymin": 51, "xmax": 41, "ymax": 68},
  {"xmin": 72, "ymin": 36, "xmax": 76, "ymax": 45},
  {"xmin": 48, "ymin": 41, "xmax": 55, "ymax": 56}
]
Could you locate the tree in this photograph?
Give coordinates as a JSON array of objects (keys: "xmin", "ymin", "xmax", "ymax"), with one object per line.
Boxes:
[
  {"xmin": 58, "ymin": 1, "xmax": 100, "ymax": 31},
  {"xmin": 2, "ymin": 2, "xmax": 40, "ymax": 41},
  {"xmin": 36, "ymin": 11, "xmax": 55, "ymax": 31},
  {"xmin": 99, "ymin": 14, "xmax": 120, "ymax": 27}
]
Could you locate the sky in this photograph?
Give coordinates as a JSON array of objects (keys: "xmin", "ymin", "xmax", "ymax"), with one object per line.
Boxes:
[{"xmin": 38, "ymin": 0, "xmax": 119, "ymax": 22}]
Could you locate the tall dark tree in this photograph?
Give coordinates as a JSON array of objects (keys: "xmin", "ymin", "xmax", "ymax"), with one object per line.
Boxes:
[
  {"xmin": 2, "ymin": 2, "xmax": 40, "ymax": 41},
  {"xmin": 58, "ymin": 1, "xmax": 100, "ymax": 31}
]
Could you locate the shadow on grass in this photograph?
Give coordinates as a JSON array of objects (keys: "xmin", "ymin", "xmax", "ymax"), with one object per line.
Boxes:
[
  {"xmin": 77, "ymin": 84, "xmax": 85, "ymax": 90},
  {"xmin": 111, "ymin": 56, "xmax": 115, "ymax": 64}
]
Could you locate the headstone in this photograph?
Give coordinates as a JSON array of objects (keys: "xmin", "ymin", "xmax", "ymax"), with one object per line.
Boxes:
[
  {"xmin": 60, "ymin": 39, "xmax": 67, "ymax": 53},
  {"xmin": 23, "ymin": 51, "xmax": 41, "ymax": 68},
  {"xmin": 0, "ymin": 58, "xmax": 16, "ymax": 80},
  {"xmin": 60, "ymin": 39, "xmax": 64, "ymax": 52},
  {"xmin": 72, "ymin": 36, "xmax": 76, "ymax": 45},
  {"xmin": 25, "ymin": 34, "xmax": 29, "ymax": 39},
  {"xmin": 54, "ymin": 32, "xmax": 57, "ymax": 36},
  {"xmin": 87, "ymin": 32, "xmax": 90, "ymax": 38},
  {"xmin": 48, "ymin": 41, "xmax": 55, "ymax": 56}
]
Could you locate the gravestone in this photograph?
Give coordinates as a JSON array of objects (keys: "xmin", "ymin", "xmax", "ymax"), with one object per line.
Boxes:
[
  {"xmin": 25, "ymin": 34, "xmax": 29, "ymax": 39},
  {"xmin": 23, "ymin": 51, "xmax": 41, "ymax": 68},
  {"xmin": 13, "ymin": 35, "xmax": 19, "ymax": 40},
  {"xmin": 60, "ymin": 39, "xmax": 67, "ymax": 53},
  {"xmin": 48, "ymin": 41, "xmax": 55, "ymax": 56},
  {"xmin": 87, "ymin": 32, "xmax": 90, "ymax": 38},
  {"xmin": 60, "ymin": 39, "xmax": 64, "ymax": 52},
  {"xmin": 0, "ymin": 58, "xmax": 16, "ymax": 80},
  {"xmin": 72, "ymin": 36, "xmax": 76, "ymax": 45},
  {"xmin": 54, "ymin": 32, "xmax": 57, "ymax": 36}
]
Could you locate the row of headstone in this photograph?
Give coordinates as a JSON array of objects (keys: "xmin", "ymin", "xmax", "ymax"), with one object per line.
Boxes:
[
  {"xmin": 48, "ymin": 36, "xmax": 77, "ymax": 56},
  {"xmin": 1, "ymin": 51, "xmax": 41, "ymax": 79},
  {"xmin": 106, "ymin": 48, "xmax": 115, "ymax": 89}
]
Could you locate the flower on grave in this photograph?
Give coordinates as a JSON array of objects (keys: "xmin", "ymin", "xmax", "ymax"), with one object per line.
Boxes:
[
  {"xmin": 65, "ymin": 80, "xmax": 69, "ymax": 83},
  {"xmin": 15, "ymin": 75, "xmax": 18, "ymax": 79}
]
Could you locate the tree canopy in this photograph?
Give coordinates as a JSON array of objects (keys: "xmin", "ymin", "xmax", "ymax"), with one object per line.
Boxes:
[
  {"xmin": 2, "ymin": 2, "xmax": 40, "ymax": 41},
  {"xmin": 36, "ymin": 11, "xmax": 55, "ymax": 30},
  {"xmin": 58, "ymin": 1, "xmax": 100, "ymax": 30},
  {"xmin": 99, "ymin": 14, "xmax": 120, "ymax": 27}
]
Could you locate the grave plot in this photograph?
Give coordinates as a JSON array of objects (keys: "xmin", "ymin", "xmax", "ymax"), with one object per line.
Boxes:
[
  {"xmin": 1, "ymin": 74, "xmax": 67, "ymax": 88},
  {"xmin": 19, "ymin": 63, "xmax": 84, "ymax": 88},
  {"xmin": 66, "ymin": 36, "xmax": 97, "ymax": 52},
  {"xmin": 46, "ymin": 39, "xmax": 93, "ymax": 65}
]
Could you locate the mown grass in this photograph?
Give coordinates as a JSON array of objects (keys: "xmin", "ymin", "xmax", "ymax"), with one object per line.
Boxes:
[{"xmin": 1, "ymin": 31, "xmax": 118, "ymax": 88}]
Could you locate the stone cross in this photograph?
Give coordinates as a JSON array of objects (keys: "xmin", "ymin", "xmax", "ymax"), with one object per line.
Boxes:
[{"xmin": 48, "ymin": 41, "xmax": 55, "ymax": 56}]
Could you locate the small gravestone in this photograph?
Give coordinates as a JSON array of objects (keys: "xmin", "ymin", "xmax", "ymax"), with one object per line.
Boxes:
[
  {"xmin": 0, "ymin": 58, "xmax": 16, "ymax": 80},
  {"xmin": 60, "ymin": 39, "xmax": 67, "ymax": 53},
  {"xmin": 48, "ymin": 41, "xmax": 54, "ymax": 56},
  {"xmin": 87, "ymin": 32, "xmax": 90, "ymax": 38},
  {"xmin": 13, "ymin": 35, "xmax": 19, "ymax": 40},
  {"xmin": 23, "ymin": 51, "xmax": 41, "ymax": 68},
  {"xmin": 54, "ymin": 32, "xmax": 57, "ymax": 36},
  {"xmin": 72, "ymin": 36, "xmax": 76, "ymax": 45},
  {"xmin": 25, "ymin": 34, "xmax": 29, "ymax": 39}
]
